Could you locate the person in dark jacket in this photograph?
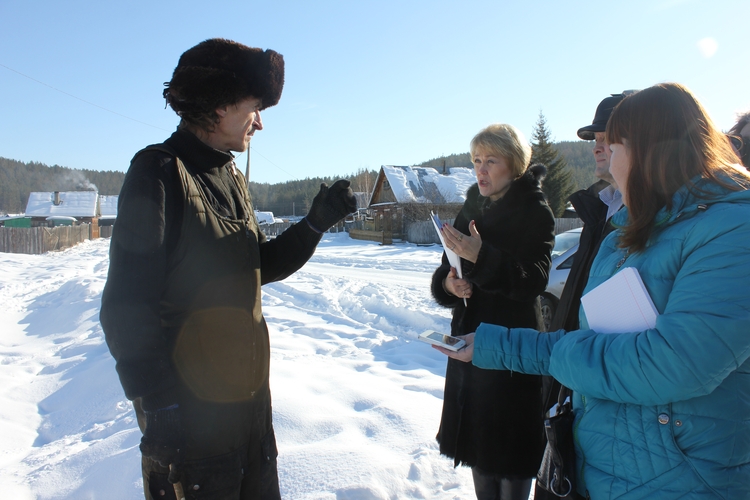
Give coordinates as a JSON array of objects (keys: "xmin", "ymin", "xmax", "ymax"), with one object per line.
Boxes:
[
  {"xmin": 534, "ymin": 91, "xmax": 633, "ymax": 500},
  {"xmin": 437, "ymin": 82, "xmax": 750, "ymax": 500},
  {"xmin": 431, "ymin": 123, "xmax": 555, "ymax": 500},
  {"xmin": 100, "ymin": 39, "xmax": 356, "ymax": 500},
  {"xmin": 727, "ymin": 110, "xmax": 750, "ymax": 168},
  {"xmin": 549, "ymin": 91, "xmax": 637, "ymax": 334}
]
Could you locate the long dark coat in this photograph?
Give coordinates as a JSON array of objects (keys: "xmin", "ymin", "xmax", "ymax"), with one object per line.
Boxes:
[
  {"xmin": 101, "ymin": 129, "xmax": 322, "ymax": 499},
  {"xmin": 430, "ymin": 164, "xmax": 555, "ymax": 478}
]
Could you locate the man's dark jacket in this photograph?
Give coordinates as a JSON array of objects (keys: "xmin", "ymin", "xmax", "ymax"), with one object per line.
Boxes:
[
  {"xmin": 430, "ymin": 164, "xmax": 555, "ymax": 478},
  {"xmin": 535, "ymin": 179, "xmax": 615, "ymax": 500},
  {"xmin": 100, "ymin": 129, "xmax": 322, "ymax": 499},
  {"xmin": 549, "ymin": 180, "xmax": 615, "ymax": 333}
]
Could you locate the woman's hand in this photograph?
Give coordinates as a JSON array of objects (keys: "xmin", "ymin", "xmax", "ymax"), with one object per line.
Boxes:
[
  {"xmin": 443, "ymin": 266, "xmax": 473, "ymax": 299},
  {"xmin": 442, "ymin": 221, "xmax": 482, "ymax": 263},
  {"xmin": 432, "ymin": 332, "xmax": 475, "ymax": 362}
]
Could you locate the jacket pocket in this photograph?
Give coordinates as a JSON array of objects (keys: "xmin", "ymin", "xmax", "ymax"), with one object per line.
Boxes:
[
  {"xmin": 613, "ymin": 461, "xmax": 716, "ymax": 500},
  {"xmin": 148, "ymin": 470, "xmax": 178, "ymax": 500},
  {"xmin": 261, "ymin": 427, "xmax": 279, "ymax": 463},
  {"xmin": 258, "ymin": 427, "xmax": 281, "ymax": 499},
  {"xmin": 180, "ymin": 449, "xmax": 244, "ymax": 500}
]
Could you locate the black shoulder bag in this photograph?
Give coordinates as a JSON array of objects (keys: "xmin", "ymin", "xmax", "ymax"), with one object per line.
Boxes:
[{"xmin": 536, "ymin": 385, "xmax": 577, "ymax": 498}]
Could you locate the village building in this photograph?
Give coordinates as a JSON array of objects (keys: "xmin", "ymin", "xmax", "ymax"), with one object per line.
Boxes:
[
  {"xmin": 24, "ymin": 190, "xmax": 111, "ymax": 239},
  {"xmin": 98, "ymin": 195, "xmax": 119, "ymax": 227},
  {"xmin": 353, "ymin": 165, "xmax": 475, "ymax": 244}
]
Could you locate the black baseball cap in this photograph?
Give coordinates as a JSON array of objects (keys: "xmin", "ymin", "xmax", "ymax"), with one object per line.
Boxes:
[{"xmin": 577, "ymin": 90, "xmax": 639, "ymax": 140}]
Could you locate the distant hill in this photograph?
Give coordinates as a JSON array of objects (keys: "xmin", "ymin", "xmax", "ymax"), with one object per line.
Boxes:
[
  {"xmin": 419, "ymin": 140, "xmax": 598, "ymax": 192},
  {"xmin": 1, "ymin": 140, "xmax": 599, "ymax": 214},
  {"xmin": 555, "ymin": 140, "xmax": 598, "ymax": 191},
  {"xmin": 0, "ymin": 157, "xmax": 125, "ymax": 214}
]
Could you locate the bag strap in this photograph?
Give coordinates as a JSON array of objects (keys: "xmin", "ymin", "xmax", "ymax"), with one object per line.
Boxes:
[
  {"xmin": 557, "ymin": 384, "xmax": 573, "ymax": 410},
  {"xmin": 547, "ymin": 384, "xmax": 574, "ymax": 497}
]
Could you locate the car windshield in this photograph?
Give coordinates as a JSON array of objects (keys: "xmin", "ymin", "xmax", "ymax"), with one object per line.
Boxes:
[{"xmin": 551, "ymin": 230, "xmax": 581, "ymax": 259}]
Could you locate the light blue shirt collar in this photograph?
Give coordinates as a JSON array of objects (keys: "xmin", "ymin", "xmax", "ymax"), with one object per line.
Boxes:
[{"xmin": 599, "ymin": 185, "xmax": 624, "ymax": 221}]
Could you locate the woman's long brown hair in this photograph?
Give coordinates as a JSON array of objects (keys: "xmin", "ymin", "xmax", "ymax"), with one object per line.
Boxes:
[{"xmin": 605, "ymin": 83, "xmax": 750, "ymax": 252}]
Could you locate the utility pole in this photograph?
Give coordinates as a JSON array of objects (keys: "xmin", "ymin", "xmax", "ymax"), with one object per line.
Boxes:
[{"xmin": 245, "ymin": 144, "xmax": 252, "ymax": 190}]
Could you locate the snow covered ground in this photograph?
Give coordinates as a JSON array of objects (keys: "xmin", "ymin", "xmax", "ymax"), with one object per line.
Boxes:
[{"xmin": 0, "ymin": 233, "xmax": 502, "ymax": 499}]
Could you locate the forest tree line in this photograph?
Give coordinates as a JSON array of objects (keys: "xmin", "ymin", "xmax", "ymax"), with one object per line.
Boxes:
[
  {"xmin": 419, "ymin": 140, "xmax": 595, "ymax": 192},
  {"xmin": 1, "ymin": 128, "xmax": 597, "ymax": 216},
  {"xmin": 0, "ymin": 157, "xmax": 126, "ymax": 214}
]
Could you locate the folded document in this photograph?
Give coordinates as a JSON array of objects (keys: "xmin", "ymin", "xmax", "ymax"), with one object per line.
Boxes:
[
  {"xmin": 581, "ymin": 267, "xmax": 659, "ymax": 334},
  {"xmin": 431, "ymin": 212, "xmax": 467, "ymax": 306}
]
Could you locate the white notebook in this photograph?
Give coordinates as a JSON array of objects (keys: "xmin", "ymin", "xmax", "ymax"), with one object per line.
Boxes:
[
  {"xmin": 581, "ymin": 267, "xmax": 659, "ymax": 334},
  {"xmin": 431, "ymin": 212, "xmax": 467, "ymax": 306}
]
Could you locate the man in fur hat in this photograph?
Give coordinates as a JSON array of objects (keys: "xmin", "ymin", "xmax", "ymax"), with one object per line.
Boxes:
[{"xmin": 101, "ymin": 38, "xmax": 356, "ymax": 500}]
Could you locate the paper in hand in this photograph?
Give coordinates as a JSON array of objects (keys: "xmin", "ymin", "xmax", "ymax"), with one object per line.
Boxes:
[
  {"xmin": 431, "ymin": 211, "xmax": 467, "ymax": 306},
  {"xmin": 581, "ymin": 266, "xmax": 659, "ymax": 334}
]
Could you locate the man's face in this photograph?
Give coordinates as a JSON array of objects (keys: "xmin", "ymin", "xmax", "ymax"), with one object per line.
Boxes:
[
  {"xmin": 608, "ymin": 141, "xmax": 631, "ymax": 204},
  {"xmin": 593, "ymin": 132, "xmax": 615, "ymax": 185},
  {"xmin": 212, "ymin": 97, "xmax": 264, "ymax": 153}
]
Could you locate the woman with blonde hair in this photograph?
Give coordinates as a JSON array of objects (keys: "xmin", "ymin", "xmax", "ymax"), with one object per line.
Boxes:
[
  {"xmin": 432, "ymin": 123, "xmax": 555, "ymax": 500},
  {"xmin": 436, "ymin": 83, "xmax": 750, "ymax": 499}
]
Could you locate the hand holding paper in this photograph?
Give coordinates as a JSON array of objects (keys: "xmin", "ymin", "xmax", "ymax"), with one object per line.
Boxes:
[{"xmin": 431, "ymin": 212, "xmax": 470, "ymax": 306}]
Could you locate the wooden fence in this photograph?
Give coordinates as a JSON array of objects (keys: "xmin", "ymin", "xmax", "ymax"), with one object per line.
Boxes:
[
  {"xmin": 349, "ymin": 229, "xmax": 391, "ymax": 245},
  {"xmin": 0, "ymin": 217, "xmax": 585, "ymax": 254},
  {"xmin": 351, "ymin": 218, "xmax": 584, "ymax": 245},
  {"xmin": 0, "ymin": 225, "xmax": 92, "ymax": 255},
  {"xmin": 257, "ymin": 220, "xmax": 347, "ymax": 239}
]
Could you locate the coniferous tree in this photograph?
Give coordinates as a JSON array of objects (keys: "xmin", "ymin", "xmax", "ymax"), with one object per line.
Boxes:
[{"xmin": 530, "ymin": 111, "xmax": 574, "ymax": 217}]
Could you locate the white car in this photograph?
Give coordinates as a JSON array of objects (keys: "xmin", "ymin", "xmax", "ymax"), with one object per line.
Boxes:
[{"xmin": 540, "ymin": 227, "xmax": 582, "ymax": 331}]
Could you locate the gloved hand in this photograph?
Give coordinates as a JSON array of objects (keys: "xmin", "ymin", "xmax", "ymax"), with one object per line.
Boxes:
[
  {"xmin": 305, "ymin": 180, "xmax": 358, "ymax": 233},
  {"xmin": 140, "ymin": 404, "xmax": 184, "ymax": 483}
]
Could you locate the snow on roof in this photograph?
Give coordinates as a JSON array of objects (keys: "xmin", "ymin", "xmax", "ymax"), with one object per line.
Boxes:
[
  {"xmin": 99, "ymin": 195, "xmax": 118, "ymax": 217},
  {"xmin": 26, "ymin": 191, "xmax": 98, "ymax": 217},
  {"xmin": 255, "ymin": 210, "xmax": 281, "ymax": 225},
  {"xmin": 378, "ymin": 166, "xmax": 475, "ymax": 205}
]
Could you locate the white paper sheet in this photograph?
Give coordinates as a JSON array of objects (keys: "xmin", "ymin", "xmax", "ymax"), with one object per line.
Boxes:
[
  {"xmin": 431, "ymin": 211, "xmax": 467, "ymax": 306},
  {"xmin": 581, "ymin": 267, "xmax": 659, "ymax": 334}
]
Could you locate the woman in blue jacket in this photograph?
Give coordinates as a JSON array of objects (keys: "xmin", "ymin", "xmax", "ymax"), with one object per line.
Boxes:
[{"xmin": 435, "ymin": 83, "xmax": 750, "ymax": 499}]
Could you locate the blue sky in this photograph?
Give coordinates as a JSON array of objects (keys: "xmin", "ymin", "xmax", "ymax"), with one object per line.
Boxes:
[{"xmin": 1, "ymin": 0, "xmax": 748, "ymax": 185}]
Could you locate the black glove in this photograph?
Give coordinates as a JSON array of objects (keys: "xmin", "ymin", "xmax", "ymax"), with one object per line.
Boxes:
[
  {"xmin": 305, "ymin": 180, "xmax": 358, "ymax": 233},
  {"xmin": 140, "ymin": 404, "xmax": 184, "ymax": 483}
]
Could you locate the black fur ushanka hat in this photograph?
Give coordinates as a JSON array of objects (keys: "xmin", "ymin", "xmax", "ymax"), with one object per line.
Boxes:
[{"xmin": 164, "ymin": 38, "xmax": 284, "ymax": 120}]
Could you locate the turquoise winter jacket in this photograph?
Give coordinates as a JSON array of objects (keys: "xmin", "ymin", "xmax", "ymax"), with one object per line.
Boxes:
[{"xmin": 472, "ymin": 177, "xmax": 750, "ymax": 499}]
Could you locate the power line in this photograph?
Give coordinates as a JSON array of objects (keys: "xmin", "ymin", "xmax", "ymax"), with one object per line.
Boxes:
[
  {"xmin": 0, "ymin": 62, "xmax": 171, "ymax": 132},
  {"xmin": 243, "ymin": 147, "xmax": 295, "ymax": 181},
  {"xmin": 1, "ymin": 62, "xmax": 295, "ymax": 180}
]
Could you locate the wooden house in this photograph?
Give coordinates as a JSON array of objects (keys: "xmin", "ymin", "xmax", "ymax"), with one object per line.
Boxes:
[
  {"xmin": 25, "ymin": 191, "xmax": 101, "ymax": 235},
  {"xmin": 98, "ymin": 195, "xmax": 119, "ymax": 227},
  {"xmin": 355, "ymin": 165, "xmax": 475, "ymax": 244}
]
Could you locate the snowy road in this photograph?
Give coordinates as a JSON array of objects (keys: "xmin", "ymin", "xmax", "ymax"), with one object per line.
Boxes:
[{"xmin": 0, "ymin": 234, "xmax": 483, "ymax": 500}]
